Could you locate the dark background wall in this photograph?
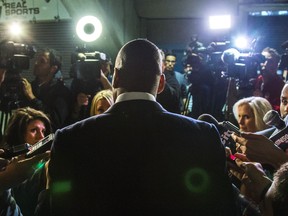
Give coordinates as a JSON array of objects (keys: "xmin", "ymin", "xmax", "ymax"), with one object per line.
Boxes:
[{"xmin": 0, "ymin": 0, "xmax": 288, "ymax": 80}]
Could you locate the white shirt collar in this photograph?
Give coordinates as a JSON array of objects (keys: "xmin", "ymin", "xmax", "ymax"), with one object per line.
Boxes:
[{"xmin": 115, "ymin": 92, "xmax": 156, "ymax": 103}]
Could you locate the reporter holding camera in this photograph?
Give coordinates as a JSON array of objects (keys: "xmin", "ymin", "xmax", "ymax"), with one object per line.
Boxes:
[
  {"xmin": 0, "ymin": 66, "xmax": 50, "ymax": 216},
  {"xmin": 22, "ymin": 48, "xmax": 73, "ymax": 132},
  {"xmin": 69, "ymin": 64, "xmax": 112, "ymax": 123}
]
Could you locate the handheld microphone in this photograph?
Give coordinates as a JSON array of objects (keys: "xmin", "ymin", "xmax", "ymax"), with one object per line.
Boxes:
[
  {"xmin": 263, "ymin": 110, "xmax": 288, "ymax": 152},
  {"xmin": 263, "ymin": 110, "xmax": 285, "ymax": 130},
  {"xmin": 198, "ymin": 114, "xmax": 239, "ymax": 153}
]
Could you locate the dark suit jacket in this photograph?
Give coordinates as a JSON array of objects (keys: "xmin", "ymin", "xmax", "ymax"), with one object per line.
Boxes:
[{"xmin": 47, "ymin": 100, "xmax": 236, "ymax": 216}]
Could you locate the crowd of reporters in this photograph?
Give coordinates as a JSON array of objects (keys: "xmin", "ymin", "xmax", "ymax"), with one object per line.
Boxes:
[{"xmin": 0, "ymin": 36, "xmax": 288, "ymax": 215}]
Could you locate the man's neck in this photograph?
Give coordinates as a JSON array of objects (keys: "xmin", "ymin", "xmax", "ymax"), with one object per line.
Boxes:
[{"xmin": 37, "ymin": 76, "xmax": 53, "ymax": 86}]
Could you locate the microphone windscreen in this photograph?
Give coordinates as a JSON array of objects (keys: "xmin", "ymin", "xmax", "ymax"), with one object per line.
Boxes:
[
  {"xmin": 198, "ymin": 114, "xmax": 238, "ymax": 153},
  {"xmin": 263, "ymin": 110, "xmax": 286, "ymax": 130}
]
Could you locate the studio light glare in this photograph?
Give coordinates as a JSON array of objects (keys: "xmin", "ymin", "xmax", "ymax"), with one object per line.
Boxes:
[
  {"xmin": 9, "ymin": 22, "xmax": 22, "ymax": 36},
  {"xmin": 209, "ymin": 15, "xmax": 231, "ymax": 30},
  {"xmin": 234, "ymin": 37, "xmax": 248, "ymax": 50},
  {"xmin": 76, "ymin": 16, "xmax": 102, "ymax": 42}
]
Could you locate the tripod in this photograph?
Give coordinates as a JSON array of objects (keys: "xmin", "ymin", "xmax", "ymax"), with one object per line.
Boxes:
[{"xmin": 182, "ymin": 84, "xmax": 193, "ymax": 116}]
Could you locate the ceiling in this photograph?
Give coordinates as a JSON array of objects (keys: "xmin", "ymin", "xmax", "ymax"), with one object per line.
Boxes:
[
  {"xmin": 60, "ymin": 0, "xmax": 288, "ymax": 20},
  {"xmin": 60, "ymin": 0, "xmax": 238, "ymax": 20},
  {"xmin": 133, "ymin": 0, "xmax": 238, "ymax": 19}
]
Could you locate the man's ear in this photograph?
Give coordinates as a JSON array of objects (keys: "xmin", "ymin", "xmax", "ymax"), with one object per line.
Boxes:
[
  {"xmin": 157, "ymin": 73, "xmax": 165, "ymax": 94},
  {"xmin": 112, "ymin": 68, "xmax": 120, "ymax": 88}
]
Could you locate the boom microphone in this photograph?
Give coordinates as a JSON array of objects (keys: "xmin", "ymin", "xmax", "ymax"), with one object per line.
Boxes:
[{"xmin": 263, "ymin": 110, "xmax": 288, "ymax": 152}]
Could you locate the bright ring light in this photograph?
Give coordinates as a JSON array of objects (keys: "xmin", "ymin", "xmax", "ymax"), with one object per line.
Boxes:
[{"xmin": 76, "ymin": 16, "xmax": 102, "ymax": 42}]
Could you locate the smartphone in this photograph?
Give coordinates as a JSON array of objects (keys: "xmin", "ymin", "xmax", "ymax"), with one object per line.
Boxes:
[{"xmin": 222, "ymin": 121, "xmax": 240, "ymax": 159}]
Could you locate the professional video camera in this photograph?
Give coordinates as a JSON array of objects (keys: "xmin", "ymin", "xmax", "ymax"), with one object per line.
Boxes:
[
  {"xmin": 205, "ymin": 41, "xmax": 231, "ymax": 75},
  {"xmin": 0, "ymin": 40, "xmax": 36, "ymax": 70},
  {"xmin": 70, "ymin": 48, "xmax": 109, "ymax": 96},
  {"xmin": 206, "ymin": 40, "xmax": 264, "ymax": 80},
  {"xmin": 70, "ymin": 51, "xmax": 106, "ymax": 81},
  {"xmin": 221, "ymin": 48, "xmax": 265, "ymax": 80},
  {"xmin": 0, "ymin": 40, "xmax": 36, "ymax": 112}
]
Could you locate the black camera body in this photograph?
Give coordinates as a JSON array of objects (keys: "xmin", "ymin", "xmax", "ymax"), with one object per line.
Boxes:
[
  {"xmin": 70, "ymin": 51, "xmax": 106, "ymax": 81},
  {"xmin": 221, "ymin": 48, "xmax": 264, "ymax": 80},
  {"xmin": 70, "ymin": 50, "xmax": 112, "ymax": 99},
  {"xmin": 0, "ymin": 40, "xmax": 36, "ymax": 112},
  {"xmin": 0, "ymin": 40, "xmax": 36, "ymax": 70},
  {"xmin": 70, "ymin": 51, "xmax": 105, "ymax": 96}
]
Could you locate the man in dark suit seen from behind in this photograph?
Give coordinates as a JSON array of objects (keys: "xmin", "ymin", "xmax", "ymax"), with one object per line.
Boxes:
[{"xmin": 38, "ymin": 39, "xmax": 237, "ymax": 216}]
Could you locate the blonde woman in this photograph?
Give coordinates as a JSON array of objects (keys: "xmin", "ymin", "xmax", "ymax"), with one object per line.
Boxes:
[
  {"xmin": 90, "ymin": 89, "xmax": 114, "ymax": 116},
  {"xmin": 233, "ymin": 96, "xmax": 273, "ymax": 132}
]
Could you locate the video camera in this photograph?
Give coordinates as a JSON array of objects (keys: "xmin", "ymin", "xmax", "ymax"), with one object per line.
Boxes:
[
  {"xmin": 0, "ymin": 40, "xmax": 36, "ymax": 70},
  {"xmin": 206, "ymin": 40, "xmax": 265, "ymax": 80},
  {"xmin": 0, "ymin": 40, "xmax": 36, "ymax": 112},
  {"xmin": 70, "ymin": 49, "xmax": 109, "ymax": 96},
  {"xmin": 205, "ymin": 41, "xmax": 231, "ymax": 74},
  {"xmin": 221, "ymin": 49, "xmax": 265, "ymax": 80},
  {"xmin": 70, "ymin": 50, "xmax": 110, "ymax": 81}
]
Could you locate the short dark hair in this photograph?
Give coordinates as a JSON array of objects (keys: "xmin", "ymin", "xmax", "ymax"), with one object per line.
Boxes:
[
  {"xmin": 42, "ymin": 48, "xmax": 62, "ymax": 72},
  {"xmin": 165, "ymin": 51, "xmax": 177, "ymax": 59},
  {"xmin": 115, "ymin": 38, "xmax": 162, "ymax": 92},
  {"xmin": 262, "ymin": 47, "xmax": 280, "ymax": 62}
]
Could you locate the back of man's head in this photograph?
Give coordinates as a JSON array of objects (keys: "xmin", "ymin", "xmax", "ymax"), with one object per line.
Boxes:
[{"xmin": 114, "ymin": 38, "xmax": 162, "ymax": 92}]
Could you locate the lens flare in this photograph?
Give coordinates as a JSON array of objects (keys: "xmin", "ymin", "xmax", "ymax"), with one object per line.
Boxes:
[{"xmin": 185, "ymin": 168, "xmax": 210, "ymax": 193}]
